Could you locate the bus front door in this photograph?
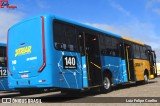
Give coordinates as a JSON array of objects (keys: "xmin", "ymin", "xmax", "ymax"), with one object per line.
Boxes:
[
  {"xmin": 147, "ymin": 50, "xmax": 157, "ymax": 77},
  {"xmin": 78, "ymin": 33, "xmax": 102, "ymax": 87}
]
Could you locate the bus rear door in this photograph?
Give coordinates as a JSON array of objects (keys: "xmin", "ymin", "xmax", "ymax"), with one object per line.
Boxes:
[
  {"xmin": 78, "ymin": 32, "xmax": 102, "ymax": 88},
  {"xmin": 121, "ymin": 43, "xmax": 135, "ymax": 81}
]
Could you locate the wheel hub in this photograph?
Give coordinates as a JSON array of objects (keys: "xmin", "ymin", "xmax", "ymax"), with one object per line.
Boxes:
[{"xmin": 104, "ymin": 77, "xmax": 110, "ymax": 89}]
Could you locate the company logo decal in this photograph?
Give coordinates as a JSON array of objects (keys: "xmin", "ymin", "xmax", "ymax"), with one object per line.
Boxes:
[{"xmin": 15, "ymin": 46, "xmax": 32, "ymax": 57}]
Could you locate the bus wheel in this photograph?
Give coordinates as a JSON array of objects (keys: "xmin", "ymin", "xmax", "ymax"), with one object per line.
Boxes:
[
  {"xmin": 144, "ymin": 73, "xmax": 148, "ymax": 84},
  {"xmin": 100, "ymin": 75, "xmax": 112, "ymax": 93}
]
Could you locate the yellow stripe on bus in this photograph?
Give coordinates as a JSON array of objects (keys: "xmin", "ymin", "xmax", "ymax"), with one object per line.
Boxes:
[{"xmin": 122, "ymin": 36, "xmax": 144, "ymax": 45}]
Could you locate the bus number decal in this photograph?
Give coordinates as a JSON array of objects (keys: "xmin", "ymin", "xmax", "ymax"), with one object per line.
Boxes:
[
  {"xmin": 63, "ymin": 56, "xmax": 77, "ymax": 69},
  {"xmin": 0, "ymin": 68, "xmax": 7, "ymax": 77}
]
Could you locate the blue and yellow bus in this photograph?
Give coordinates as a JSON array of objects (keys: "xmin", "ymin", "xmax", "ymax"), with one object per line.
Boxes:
[
  {"xmin": 7, "ymin": 14, "xmax": 157, "ymax": 93},
  {"xmin": 0, "ymin": 43, "xmax": 11, "ymax": 91}
]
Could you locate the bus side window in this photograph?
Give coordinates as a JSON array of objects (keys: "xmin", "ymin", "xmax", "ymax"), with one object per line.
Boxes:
[
  {"xmin": 68, "ymin": 44, "xmax": 74, "ymax": 51},
  {"xmin": 77, "ymin": 33, "xmax": 85, "ymax": 55},
  {"xmin": 55, "ymin": 42, "xmax": 62, "ymax": 49},
  {"xmin": 53, "ymin": 20, "xmax": 78, "ymax": 52},
  {"xmin": 65, "ymin": 24, "xmax": 77, "ymax": 52},
  {"xmin": 112, "ymin": 50, "xmax": 116, "ymax": 56},
  {"xmin": 134, "ymin": 44, "xmax": 140, "ymax": 58},
  {"xmin": 63, "ymin": 44, "xmax": 67, "ymax": 50},
  {"xmin": 101, "ymin": 49, "xmax": 106, "ymax": 55},
  {"xmin": 54, "ymin": 21, "xmax": 66, "ymax": 50},
  {"xmin": 140, "ymin": 46, "xmax": 147, "ymax": 59}
]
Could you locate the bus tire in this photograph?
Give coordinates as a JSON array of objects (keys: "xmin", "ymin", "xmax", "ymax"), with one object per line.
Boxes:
[
  {"xmin": 144, "ymin": 73, "xmax": 149, "ymax": 84},
  {"xmin": 100, "ymin": 75, "xmax": 112, "ymax": 93}
]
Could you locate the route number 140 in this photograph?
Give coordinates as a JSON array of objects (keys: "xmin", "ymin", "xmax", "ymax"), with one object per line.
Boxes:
[{"xmin": 63, "ymin": 56, "xmax": 77, "ymax": 69}]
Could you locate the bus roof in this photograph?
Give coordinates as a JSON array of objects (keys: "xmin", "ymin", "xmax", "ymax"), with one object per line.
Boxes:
[
  {"xmin": 0, "ymin": 43, "xmax": 6, "ymax": 47},
  {"xmin": 54, "ymin": 15, "xmax": 122, "ymax": 39},
  {"xmin": 9, "ymin": 14, "xmax": 122, "ymax": 39},
  {"xmin": 122, "ymin": 36, "xmax": 144, "ymax": 45},
  {"xmin": 9, "ymin": 14, "xmax": 147, "ymax": 46}
]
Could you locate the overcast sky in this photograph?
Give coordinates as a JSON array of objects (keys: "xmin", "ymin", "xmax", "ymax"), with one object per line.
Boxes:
[{"xmin": 0, "ymin": 0, "xmax": 160, "ymax": 61}]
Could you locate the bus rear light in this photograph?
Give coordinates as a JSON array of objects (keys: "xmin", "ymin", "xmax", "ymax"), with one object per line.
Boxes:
[
  {"xmin": 39, "ymin": 80, "xmax": 46, "ymax": 82},
  {"xmin": 38, "ymin": 16, "xmax": 46, "ymax": 72},
  {"xmin": 42, "ymin": 80, "xmax": 46, "ymax": 82},
  {"xmin": 59, "ymin": 72, "xmax": 65, "ymax": 74},
  {"xmin": 38, "ymin": 63, "xmax": 46, "ymax": 72}
]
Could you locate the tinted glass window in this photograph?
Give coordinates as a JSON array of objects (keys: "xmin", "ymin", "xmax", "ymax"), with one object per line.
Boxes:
[
  {"xmin": 99, "ymin": 35, "xmax": 106, "ymax": 50},
  {"xmin": 140, "ymin": 46, "xmax": 147, "ymax": 59},
  {"xmin": 134, "ymin": 45, "xmax": 140, "ymax": 58},
  {"xmin": 54, "ymin": 21, "xmax": 78, "ymax": 52},
  {"xmin": 112, "ymin": 38, "xmax": 118, "ymax": 49},
  {"xmin": 105, "ymin": 36, "xmax": 112, "ymax": 49},
  {"xmin": 0, "ymin": 46, "xmax": 6, "ymax": 67},
  {"xmin": 100, "ymin": 35, "xmax": 119, "ymax": 57}
]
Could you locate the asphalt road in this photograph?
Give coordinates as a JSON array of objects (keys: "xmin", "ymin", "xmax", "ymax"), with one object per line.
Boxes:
[{"xmin": 0, "ymin": 77, "xmax": 160, "ymax": 104}]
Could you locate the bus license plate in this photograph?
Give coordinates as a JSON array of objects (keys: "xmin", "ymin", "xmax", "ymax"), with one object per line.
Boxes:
[{"xmin": 21, "ymin": 74, "xmax": 28, "ymax": 78}]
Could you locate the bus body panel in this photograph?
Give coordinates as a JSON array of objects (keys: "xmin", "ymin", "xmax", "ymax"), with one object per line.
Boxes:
[
  {"xmin": 121, "ymin": 60, "xmax": 128, "ymax": 82},
  {"xmin": 102, "ymin": 56, "xmax": 128, "ymax": 84},
  {"xmin": 8, "ymin": 65, "xmax": 54, "ymax": 88},
  {"xmin": 133, "ymin": 59, "xmax": 150, "ymax": 80},
  {"xmin": 8, "ymin": 17, "xmax": 44, "ymax": 79},
  {"xmin": 8, "ymin": 16, "xmax": 50, "ymax": 89},
  {"xmin": 52, "ymin": 50, "xmax": 83, "ymax": 89}
]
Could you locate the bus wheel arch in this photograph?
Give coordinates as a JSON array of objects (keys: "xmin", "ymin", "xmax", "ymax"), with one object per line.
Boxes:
[
  {"xmin": 103, "ymin": 69, "xmax": 113, "ymax": 81},
  {"xmin": 101, "ymin": 69, "xmax": 113, "ymax": 93}
]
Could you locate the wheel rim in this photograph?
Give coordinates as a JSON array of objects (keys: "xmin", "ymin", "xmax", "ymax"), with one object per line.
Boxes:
[
  {"xmin": 144, "ymin": 74, "xmax": 148, "ymax": 82},
  {"xmin": 103, "ymin": 77, "xmax": 110, "ymax": 90}
]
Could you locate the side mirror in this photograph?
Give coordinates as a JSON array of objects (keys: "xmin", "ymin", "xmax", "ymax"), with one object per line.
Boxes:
[
  {"xmin": 154, "ymin": 53, "xmax": 156, "ymax": 59},
  {"xmin": 151, "ymin": 51, "xmax": 156, "ymax": 58}
]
